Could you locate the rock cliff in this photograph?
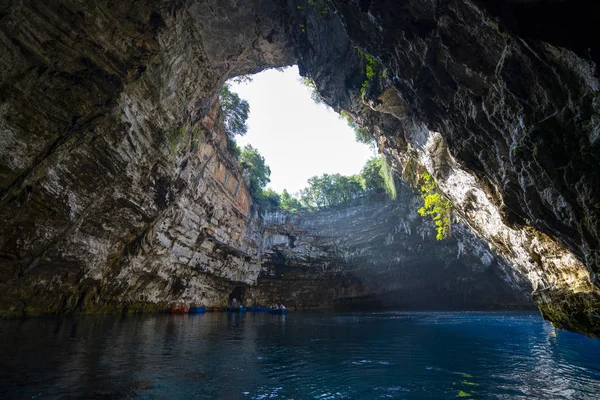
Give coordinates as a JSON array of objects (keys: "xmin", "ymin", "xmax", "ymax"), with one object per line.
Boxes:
[
  {"xmin": 250, "ymin": 183, "xmax": 530, "ymax": 310},
  {"xmin": 0, "ymin": 0, "xmax": 598, "ymax": 336}
]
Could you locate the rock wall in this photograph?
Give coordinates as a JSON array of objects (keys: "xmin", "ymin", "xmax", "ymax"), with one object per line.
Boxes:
[
  {"xmin": 287, "ymin": 0, "xmax": 600, "ymax": 336},
  {"xmin": 0, "ymin": 0, "xmax": 598, "ymax": 336},
  {"xmin": 0, "ymin": 0, "xmax": 292, "ymax": 315},
  {"xmin": 249, "ymin": 184, "xmax": 531, "ymax": 310}
]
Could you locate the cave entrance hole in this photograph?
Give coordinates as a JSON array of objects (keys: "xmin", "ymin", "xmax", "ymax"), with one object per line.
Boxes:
[
  {"xmin": 228, "ymin": 286, "xmax": 246, "ymax": 307},
  {"xmin": 222, "ymin": 66, "xmax": 382, "ymax": 210}
]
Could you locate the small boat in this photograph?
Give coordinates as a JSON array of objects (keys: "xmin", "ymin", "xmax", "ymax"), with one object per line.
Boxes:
[
  {"xmin": 171, "ymin": 305, "xmax": 189, "ymax": 313},
  {"xmin": 269, "ymin": 308, "xmax": 287, "ymax": 315},
  {"xmin": 189, "ymin": 307, "xmax": 206, "ymax": 313},
  {"xmin": 248, "ymin": 307, "xmax": 270, "ymax": 312},
  {"xmin": 228, "ymin": 306, "xmax": 247, "ymax": 312}
]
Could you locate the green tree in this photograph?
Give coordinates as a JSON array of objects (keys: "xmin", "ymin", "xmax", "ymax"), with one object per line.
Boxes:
[
  {"xmin": 240, "ymin": 144, "xmax": 271, "ymax": 200},
  {"xmin": 280, "ymin": 189, "xmax": 303, "ymax": 212},
  {"xmin": 219, "ymin": 83, "xmax": 250, "ymax": 138},
  {"xmin": 360, "ymin": 157, "xmax": 386, "ymax": 197},
  {"xmin": 359, "ymin": 156, "xmax": 397, "ymax": 200},
  {"xmin": 299, "ymin": 173, "xmax": 364, "ymax": 209},
  {"xmin": 299, "ymin": 77, "xmax": 323, "ymax": 104},
  {"xmin": 260, "ymin": 188, "xmax": 281, "ymax": 211},
  {"xmin": 340, "ymin": 110, "xmax": 375, "ymax": 149}
]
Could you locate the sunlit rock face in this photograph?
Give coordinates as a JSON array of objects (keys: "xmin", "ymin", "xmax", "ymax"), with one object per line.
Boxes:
[
  {"xmin": 249, "ymin": 184, "xmax": 531, "ymax": 310},
  {"xmin": 0, "ymin": 0, "xmax": 598, "ymax": 336},
  {"xmin": 0, "ymin": 0, "xmax": 292, "ymax": 315},
  {"xmin": 290, "ymin": 0, "xmax": 600, "ymax": 336}
]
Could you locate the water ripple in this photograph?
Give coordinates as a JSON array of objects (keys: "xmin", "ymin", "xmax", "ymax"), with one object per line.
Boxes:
[{"xmin": 1, "ymin": 312, "xmax": 599, "ymax": 399}]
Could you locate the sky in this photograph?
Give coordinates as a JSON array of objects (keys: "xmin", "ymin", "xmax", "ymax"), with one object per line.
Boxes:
[{"xmin": 228, "ymin": 66, "xmax": 375, "ymax": 195}]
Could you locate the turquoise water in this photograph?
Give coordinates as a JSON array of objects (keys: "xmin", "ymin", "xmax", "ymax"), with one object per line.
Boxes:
[{"xmin": 1, "ymin": 312, "xmax": 599, "ymax": 399}]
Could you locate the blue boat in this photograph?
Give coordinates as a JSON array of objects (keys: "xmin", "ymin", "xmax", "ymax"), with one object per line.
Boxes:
[
  {"xmin": 248, "ymin": 307, "xmax": 270, "ymax": 312},
  {"xmin": 228, "ymin": 306, "xmax": 247, "ymax": 312},
  {"xmin": 269, "ymin": 308, "xmax": 287, "ymax": 315},
  {"xmin": 189, "ymin": 307, "xmax": 206, "ymax": 313}
]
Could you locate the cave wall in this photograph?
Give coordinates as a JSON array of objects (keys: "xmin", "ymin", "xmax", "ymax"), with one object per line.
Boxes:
[
  {"xmin": 0, "ymin": 0, "xmax": 598, "ymax": 336},
  {"xmin": 284, "ymin": 0, "xmax": 600, "ymax": 336},
  {"xmin": 249, "ymin": 183, "xmax": 531, "ymax": 310},
  {"xmin": 0, "ymin": 0, "xmax": 293, "ymax": 315}
]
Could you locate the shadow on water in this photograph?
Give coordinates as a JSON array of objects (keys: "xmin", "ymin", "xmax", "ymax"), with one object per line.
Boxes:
[{"xmin": 1, "ymin": 311, "xmax": 599, "ymax": 399}]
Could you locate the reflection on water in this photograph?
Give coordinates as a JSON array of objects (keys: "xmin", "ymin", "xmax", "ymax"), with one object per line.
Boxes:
[{"xmin": 1, "ymin": 312, "xmax": 599, "ymax": 399}]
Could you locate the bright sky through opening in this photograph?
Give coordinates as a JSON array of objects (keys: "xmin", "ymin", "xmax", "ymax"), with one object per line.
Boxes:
[{"xmin": 229, "ymin": 66, "xmax": 375, "ymax": 195}]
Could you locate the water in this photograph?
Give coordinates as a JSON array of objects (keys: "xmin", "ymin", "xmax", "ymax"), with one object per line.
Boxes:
[{"xmin": 1, "ymin": 312, "xmax": 599, "ymax": 399}]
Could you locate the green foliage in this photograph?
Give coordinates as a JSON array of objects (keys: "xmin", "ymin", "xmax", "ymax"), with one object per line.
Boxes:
[
  {"xmin": 247, "ymin": 156, "xmax": 396, "ymax": 214},
  {"xmin": 240, "ymin": 144, "xmax": 271, "ymax": 200},
  {"xmin": 360, "ymin": 157, "xmax": 387, "ymax": 197},
  {"xmin": 259, "ymin": 188, "xmax": 281, "ymax": 211},
  {"xmin": 169, "ymin": 128, "xmax": 187, "ymax": 153},
  {"xmin": 280, "ymin": 189, "xmax": 303, "ymax": 212},
  {"xmin": 309, "ymin": 0, "xmax": 329, "ymax": 15},
  {"xmin": 379, "ymin": 157, "xmax": 397, "ymax": 200},
  {"xmin": 340, "ymin": 110, "xmax": 375, "ymax": 149},
  {"xmin": 357, "ymin": 50, "xmax": 378, "ymax": 98},
  {"xmin": 169, "ymin": 127, "xmax": 201, "ymax": 154},
  {"xmin": 231, "ymin": 75, "xmax": 253, "ymax": 84},
  {"xmin": 226, "ymin": 135, "xmax": 241, "ymax": 158},
  {"xmin": 299, "ymin": 173, "xmax": 364, "ymax": 209},
  {"xmin": 360, "ymin": 157, "xmax": 396, "ymax": 200},
  {"xmin": 296, "ymin": 157, "xmax": 395, "ymax": 210},
  {"xmin": 219, "ymin": 83, "xmax": 250, "ymax": 138},
  {"xmin": 300, "ymin": 77, "xmax": 322, "ymax": 104},
  {"xmin": 417, "ymin": 172, "xmax": 452, "ymax": 240},
  {"xmin": 191, "ymin": 128, "xmax": 200, "ymax": 152}
]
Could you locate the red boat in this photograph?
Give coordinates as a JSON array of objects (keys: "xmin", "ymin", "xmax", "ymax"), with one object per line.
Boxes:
[{"xmin": 170, "ymin": 305, "xmax": 189, "ymax": 313}]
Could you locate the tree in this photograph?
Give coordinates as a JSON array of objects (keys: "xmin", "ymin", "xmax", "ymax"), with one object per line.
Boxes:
[
  {"xmin": 240, "ymin": 144, "xmax": 271, "ymax": 200},
  {"xmin": 340, "ymin": 110, "xmax": 375, "ymax": 149},
  {"xmin": 219, "ymin": 83, "xmax": 250, "ymax": 138},
  {"xmin": 260, "ymin": 188, "xmax": 281, "ymax": 211},
  {"xmin": 299, "ymin": 77, "xmax": 323, "ymax": 104},
  {"xmin": 360, "ymin": 157, "xmax": 386, "ymax": 197},
  {"xmin": 299, "ymin": 173, "xmax": 364, "ymax": 209},
  {"xmin": 280, "ymin": 189, "xmax": 303, "ymax": 212}
]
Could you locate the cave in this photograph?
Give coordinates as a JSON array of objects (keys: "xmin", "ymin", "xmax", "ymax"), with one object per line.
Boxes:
[{"xmin": 0, "ymin": 0, "xmax": 599, "ymax": 344}]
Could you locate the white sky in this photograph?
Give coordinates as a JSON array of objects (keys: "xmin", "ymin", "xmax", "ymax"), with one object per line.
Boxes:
[{"xmin": 229, "ymin": 66, "xmax": 375, "ymax": 195}]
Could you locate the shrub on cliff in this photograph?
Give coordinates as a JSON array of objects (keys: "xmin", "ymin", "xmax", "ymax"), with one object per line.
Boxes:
[{"xmin": 417, "ymin": 172, "xmax": 452, "ymax": 240}]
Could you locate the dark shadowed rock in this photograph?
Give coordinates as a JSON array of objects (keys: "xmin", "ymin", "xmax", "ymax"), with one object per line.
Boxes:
[{"xmin": 0, "ymin": 0, "xmax": 598, "ymax": 337}]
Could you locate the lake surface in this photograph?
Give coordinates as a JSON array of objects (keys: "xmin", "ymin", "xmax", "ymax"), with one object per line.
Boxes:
[{"xmin": 1, "ymin": 312, "xmax": 599, "ymax": 399}]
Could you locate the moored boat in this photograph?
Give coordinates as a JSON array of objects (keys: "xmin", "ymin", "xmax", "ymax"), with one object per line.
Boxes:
[
  {"xmin": 269, "ymin": 308, "xmax": 287, "ymax": 315},
  {"xmin": 189, "ymin": 307, "xmax": 206, "ymax": 313},
  {"xmin": 171, "ymin": 305, "xmax": 189, "ymax": 313}
]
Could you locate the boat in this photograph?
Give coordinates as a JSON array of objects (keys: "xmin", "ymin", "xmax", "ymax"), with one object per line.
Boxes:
[
  {"xmin": 269, "ymin": 308, "xmax": 287, "ymax": 315},
  {"xmin": 189, "ymin": 307, "xmax": 206, "ymax": 313},
  {"xmin": 248, "ymin": 307, "xmax": 270, "ymax": 312},
  {"xmin": 228, "ymin": 306, "xmax": 247, "ymax": 312},
  {"xmin": 170, "ymin": 305, "xmax": 189, "ymax": 313}
]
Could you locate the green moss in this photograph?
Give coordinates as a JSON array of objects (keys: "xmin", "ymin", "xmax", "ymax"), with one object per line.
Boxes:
[
  {"xmin": 308, "ymin": 0, "xmax": 329, "ymax": 15},
  {"xmin": 457, "ymin": 390, "xmax": 471, "ymax": 397},
  {"xmin": 169, "ymin": 127, "xmax": 187, "ymax": 153}
]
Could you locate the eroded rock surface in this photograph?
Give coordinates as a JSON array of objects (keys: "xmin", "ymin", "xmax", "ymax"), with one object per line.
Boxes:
[
  {"xmin": 249, "ymin": 185, "xmax": 531, "ymax": 310},
  {"xmin": 0, "ymin": 0, "xmax": 291, "ymax": 315},
  {"xmin": 292, "ymin": 0, "xmax": 600, "ymax": 336},
  {"xmin": 0, "ymin": 0, "xmax": 598, "ymax": 336}
]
